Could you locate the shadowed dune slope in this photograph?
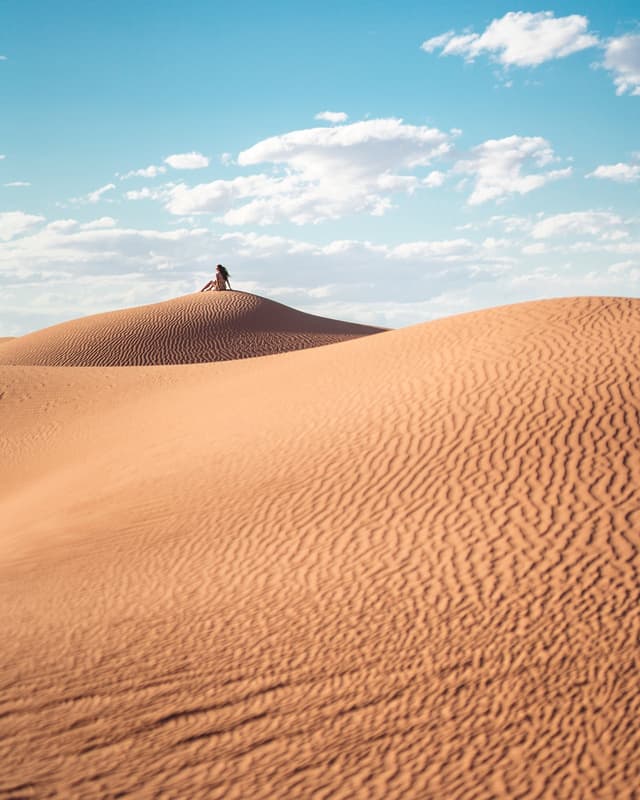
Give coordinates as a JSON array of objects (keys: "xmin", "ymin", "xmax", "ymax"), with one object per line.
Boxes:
[
  {"xmin": 1, "ymin": 296, "xmax": 640, "ymax": 798},
  {"xmin": 0, "ymin": 291, "xmax": 383, "ymax": 366}
]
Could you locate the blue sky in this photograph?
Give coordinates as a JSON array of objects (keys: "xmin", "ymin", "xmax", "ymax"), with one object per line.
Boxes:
[{"xmin": 1, "ymin": 0, "xmax": 639, "ymax": 334}]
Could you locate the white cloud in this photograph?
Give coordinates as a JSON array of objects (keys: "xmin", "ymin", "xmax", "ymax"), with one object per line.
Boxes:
[
  {"xmin": 4, "ymin": 181, "xmax": 31, "ymax": 187},
  {"xmin": 0, "ymin": 155, "xmax": 5, "ymax": 160},
  {"xmin": 2, "ymin": 211, "xmax": 639, "ymax": 336},
  {"xmin": 603, "ymin": 34, "xmax": 640, "ymax": 96},
  {"xmin": 587, "ymin": 162, "xmax": 640, "ymax": 183},
  {"xmin": 388, "ymin": 239, "xmax": 475, "ymax": 260},
  {"xmin": 164, "ymin": 118, "xmax": 452, "ymax": 225},
  {"xmin": 421, "ymin": 32, "xmax": 456, "ymax": 53},
  {"xmin": 79, "ymin": 217, "xmax": 118, "ymax": 230},
  {"xmin": 608, "ymin": 259, "xmax": 638, "ymax": 274},
  {"xmin": 126, "ymin": 121, "xmax": 571, "ymax": 222},
  {"xmin": 237, "ymin": 118, "xmax": 451, "ymax": 171},
  {"xmin": 164, "ymin": 152, "xmax": 210, "ymax": 169},
  {"xmin": 423, "ymin": 170, "xmax": 446, "ymax": 187},
  {"xmin": 421, "ymin": 11, "xmax": 598, "ymax": 67},
  {"xmin": 531, "ymin": 211, "xmax": 625, "ymax": 239},
  {"xmin": 87, "ymin": 183, "xmax": 116, "ymax": 204},
  {"xmin": 0, "ymin": 211, "xmax": 45, "ymax": 241},
  {"xmin": 0, "ymin": 56, "xmax": 6, "ymax": 61},
  {"xmin": 69, "ymin": 183, "xmax": 116, "ymax": 205},
  {"xmin": 120, "ymin": 164, "xmax": 167, "ymax": 180},
  {"xmin": 522, "ymin": 242, "xmax": 547, "ymax": 255},
  {"xmin": 315, "ymin": 111, "xmax": 349, "ymax": 124},
  {"xmin": 125, "ymin": 185, "xmax": 174, "ymax": 202},
  {"xmin": 454, "ymin": 135, "xmax": 572, "ymax": 205}
]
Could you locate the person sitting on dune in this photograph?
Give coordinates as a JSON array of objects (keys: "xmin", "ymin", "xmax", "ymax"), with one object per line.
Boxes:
[{"xmin": 201, "ymin": 264, "xmax": 232, "ymax": 292}]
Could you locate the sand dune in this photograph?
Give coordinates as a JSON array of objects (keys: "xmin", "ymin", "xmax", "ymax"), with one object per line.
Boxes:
[
  {"xmin": 1, "ymin": 296, "xmax": 639, "ymax": 798},
  {"xmin": 0, "ymin": 291, "xmax": 383, "ymax": 366}
]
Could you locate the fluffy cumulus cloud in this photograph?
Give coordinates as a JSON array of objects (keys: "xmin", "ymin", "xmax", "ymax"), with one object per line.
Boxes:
[
  {"xmin": 314, "ymin": 111, "xmax": 348, "ymax": 124},
  {"xmin": 421, "ymin": 11, "xmax": 598, "ymax": 67},
  {"xmin": 587, "ymin": 162, "xmax": 640, "ymax": 183},
  {"xmin": 454, "ymin": 135, "xmax": 571, "ymax": 205},
  {"xmin": 0, "ymin": 211, "xmax": 45, "ymax": 241},
  {"xmin": 603, "ymin": 34, "xmax": 640, "ymax": 96},
  {"xmin": 159, "ymin": 118, "xmax": 453, "ymax": 225},
  {"xmin": 164, "ymin": 152, "xmax": 210, "ymax": 169}
]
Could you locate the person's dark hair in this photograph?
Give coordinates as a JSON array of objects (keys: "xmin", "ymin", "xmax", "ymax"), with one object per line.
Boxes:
[{"xmin": 217, "ymin": 264, "xmax": 230, "ymax": 280}]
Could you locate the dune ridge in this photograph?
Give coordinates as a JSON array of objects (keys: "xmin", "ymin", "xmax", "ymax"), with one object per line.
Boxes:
[
  {"xmin": 0, "ymin": 291, "xmax": 383, "ymax": 366},
  {"xmin": 1, "ymin": 296, "xmax": 639, "ymax": 798}
]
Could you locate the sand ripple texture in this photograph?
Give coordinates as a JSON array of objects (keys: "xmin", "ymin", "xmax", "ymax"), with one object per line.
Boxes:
[
  {"xmin": 0, "ymin": 291, "xmax": 383, "ymax": 366},
  {"xmin": 1, "ymin": 296, "xmax": 639, "ymax": 799}
]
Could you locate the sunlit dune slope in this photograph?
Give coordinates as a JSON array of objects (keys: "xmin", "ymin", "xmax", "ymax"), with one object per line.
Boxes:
[
  {"xmin": 0, "ymin": 291, "xmax": 383, "ymax": 366},
  {"xmin": 1, "ymin": 297, "xmax": 639, "ymax": 798}
]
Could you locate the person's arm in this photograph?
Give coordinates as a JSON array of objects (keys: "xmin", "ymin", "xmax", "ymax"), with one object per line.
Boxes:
[{"xmin": 226, "ymin": 278, "xmax": 232, "ymax": 290}]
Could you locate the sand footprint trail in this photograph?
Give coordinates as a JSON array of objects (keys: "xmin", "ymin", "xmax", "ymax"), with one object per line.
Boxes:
[{"xmin": 0, "ymin": 295, "xmax": 639, "ymax": 798}]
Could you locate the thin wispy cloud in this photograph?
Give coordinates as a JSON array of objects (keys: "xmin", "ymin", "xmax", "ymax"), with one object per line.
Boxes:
[
  {"xmin": 69, "ymin": 183, "xmax": 116, "ymax": 205},
  {"xmin": 3, "ymin": 209, "xmax": 638, "ymax": 334},
  {"xmin": 119, "ymin": 165, "xmax": 167, "ymax": 180},
  {"xmin": 531, "ymin": 211, "xmax": 627, "ymax": 240}
]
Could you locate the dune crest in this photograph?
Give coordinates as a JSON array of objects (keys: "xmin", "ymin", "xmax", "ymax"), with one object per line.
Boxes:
[
  {"xmin": 1, "ymin": 296, "xmax": 639, "ymax": 798},
  {"xmin": 0, "ymin": 291, "xmax": 383, "ymax": 366}
]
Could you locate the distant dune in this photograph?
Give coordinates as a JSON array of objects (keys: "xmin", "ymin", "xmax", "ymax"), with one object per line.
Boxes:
[
  {"xmin": 0, "ymin": 291, "xmax": 383, "ymax": 366},
  {"xmin": 1, "ymin": 296, "xmax": 639, "ymax": 798}
]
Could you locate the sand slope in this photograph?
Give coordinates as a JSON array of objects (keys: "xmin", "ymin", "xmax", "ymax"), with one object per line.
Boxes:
[
  {"xmin": 0, "ymin": 291, "xmax": 383, "ymax": 366},
  {"xmin": 1, "ymin": 296, "xmax": 639, "ymax": 798}
]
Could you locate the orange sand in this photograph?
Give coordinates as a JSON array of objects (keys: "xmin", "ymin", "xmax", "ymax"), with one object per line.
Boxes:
[
  {"xmin": 0, "ymin": 291, "xmax": 383, "ymax": 366},
  {"xmin": 1, "ymin": 294, "xmax": 639, "ymax": 798}
]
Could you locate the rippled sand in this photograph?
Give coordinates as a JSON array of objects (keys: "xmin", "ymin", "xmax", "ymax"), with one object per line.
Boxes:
[
  {"xmin": 1, "ymin": 294, "xmax": 639, "ymax": 798},
  {"xmin": 0, "ymin": 291, "xmax": 383, "ymax": 366}
]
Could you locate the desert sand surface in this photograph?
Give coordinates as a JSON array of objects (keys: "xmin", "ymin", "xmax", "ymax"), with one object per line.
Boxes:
[
  {"xmin": 0, "ymin": 291, "xmax": 383, "ymax": 366},
  {"xmin": 1, "ymin": 294, "xmax": 639, "ymax": 798}
]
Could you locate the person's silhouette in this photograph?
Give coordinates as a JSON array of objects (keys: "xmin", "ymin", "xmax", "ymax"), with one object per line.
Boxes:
[{"xmin": 201, "ymin": 264, "xmax": 231, "ymax": 292}]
